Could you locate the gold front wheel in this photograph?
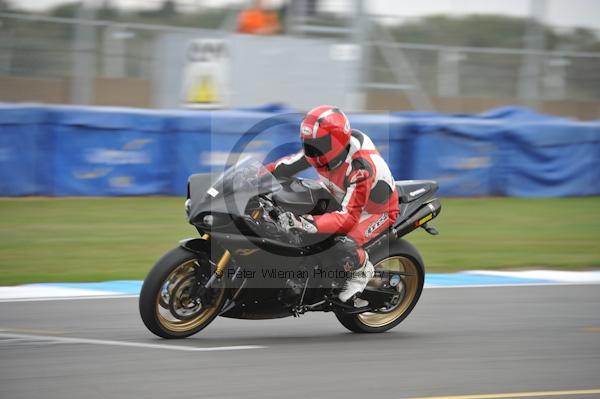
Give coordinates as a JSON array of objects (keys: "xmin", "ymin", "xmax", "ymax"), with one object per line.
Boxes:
[{"xmin": 139, "ymin": 247, "xmax": 226, "ymax": 339}]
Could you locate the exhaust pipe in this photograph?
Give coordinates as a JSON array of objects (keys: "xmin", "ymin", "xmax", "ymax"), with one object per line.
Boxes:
[{"xmin": 392, "ymin": 199, "xmax": 442, "ymax": 238}]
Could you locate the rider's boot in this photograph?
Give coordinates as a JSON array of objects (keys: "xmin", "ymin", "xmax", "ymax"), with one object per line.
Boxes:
[{"xmin": 338, "ymin": 258, "xmax": 375, "ymax": 305}]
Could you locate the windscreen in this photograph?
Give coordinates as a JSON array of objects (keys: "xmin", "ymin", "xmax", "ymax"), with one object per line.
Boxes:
[{"xmin": 208, "ymin": 157, "xmax": 282, "ymax": 199}]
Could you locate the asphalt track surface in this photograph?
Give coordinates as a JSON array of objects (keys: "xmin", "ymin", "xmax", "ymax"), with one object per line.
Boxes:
[{"xmin": 1, "ymin": 285, "xmax": 599, "ymax": 399}]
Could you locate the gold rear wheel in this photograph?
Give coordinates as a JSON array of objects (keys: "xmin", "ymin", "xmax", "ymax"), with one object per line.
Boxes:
[
  {"xmin": 335, "ymin": 239, "xmax": 424, "ymax": 333},
  {"xmin": 357, "ymin": 256, "xmax": 420, "ymax": 328}
]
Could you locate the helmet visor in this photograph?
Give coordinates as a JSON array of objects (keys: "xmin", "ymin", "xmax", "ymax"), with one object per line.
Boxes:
[{"xmin": 303, "ymin": 135, "xmax": 331, "ymax": 158}]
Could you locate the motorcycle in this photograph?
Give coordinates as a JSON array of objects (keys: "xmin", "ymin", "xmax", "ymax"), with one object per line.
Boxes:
[{"xmin": 139, "ymin": 158, "xmax": 441, "ymax": 338}]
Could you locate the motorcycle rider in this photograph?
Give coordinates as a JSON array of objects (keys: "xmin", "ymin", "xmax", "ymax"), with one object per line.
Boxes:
[{"xmin": 266, "ymin": 105, "xmax": 400, "ymax": 305}]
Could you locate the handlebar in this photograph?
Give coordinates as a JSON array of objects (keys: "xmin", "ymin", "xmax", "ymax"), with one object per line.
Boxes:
[{"xmin": 256, "ymin": 195, "xmax": 303, "ymax": 246}]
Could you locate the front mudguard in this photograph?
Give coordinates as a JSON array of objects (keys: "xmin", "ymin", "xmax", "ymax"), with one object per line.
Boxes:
[{"xmin": 179, "ymin": 237, "xmax": 211, "ymax": 255}]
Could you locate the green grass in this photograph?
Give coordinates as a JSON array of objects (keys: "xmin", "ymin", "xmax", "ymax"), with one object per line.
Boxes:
[{"xmin": 0, "ymin": 197, "xmax": 599, "ymax": 285}]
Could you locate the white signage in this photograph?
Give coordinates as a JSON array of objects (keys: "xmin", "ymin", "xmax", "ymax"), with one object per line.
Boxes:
[{"xmin": 181, "ymin": 38, "xmax": 229, "ymax": 109}]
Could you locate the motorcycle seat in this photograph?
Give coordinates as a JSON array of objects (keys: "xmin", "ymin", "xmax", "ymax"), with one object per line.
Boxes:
[{"xmin": 395, "ymin": 180, "xmax": 438, "ymax": 203}]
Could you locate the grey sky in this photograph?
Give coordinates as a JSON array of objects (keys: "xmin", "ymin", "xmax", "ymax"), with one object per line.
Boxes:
[
  {"xmin": 12, "ymin": 0, "xmax": 600, "ymax": 29},
  {"xmin": 366, "ymin": 0, "xmax": 600, "ymax": 29}
]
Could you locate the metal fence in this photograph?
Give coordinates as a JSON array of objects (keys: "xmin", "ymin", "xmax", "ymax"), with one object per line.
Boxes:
[
  {"xmin": 1, "ymin": 14, "xmax": 153, "ymax": 80},
  {"xmin": 366, "ymin": 39, "xmax": 600, "ymax": 102},
  {"xmin": 1, "ymin": 8, "xmax": 599, "ymax": 113}
]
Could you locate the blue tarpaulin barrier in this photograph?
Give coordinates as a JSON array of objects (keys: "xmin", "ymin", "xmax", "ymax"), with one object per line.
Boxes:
[
  {"xmin": 0, "ymin": 104, "xmax": 598, "ymax": 197},
  {"xmin": 48, "ymin": 106, "xmax": 172, "ymax": 196},
  {"xmin": 410, "ymin": 118, "xmax": 505, "ymax": 196},
  {"xmin": 407, "ymin": 107, "xmax": 600, "ymax": 196},
  {"xmin": 503, "ymin": 120, "xmax": 600, "ymax": 197},
  {"xmin": 349, "ymin": 113, "xmax": 414, "ymax": 180},
  {"xmin": 0, "ymin": 105, "xmax": 50, "ymax": 196}
]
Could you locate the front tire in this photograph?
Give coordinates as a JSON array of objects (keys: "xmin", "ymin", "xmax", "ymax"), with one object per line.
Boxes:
[
  {"xmin": 139, "ymin": 246, "xmax": 226, "ymax": 339},
  {"xmin": 335, "ymin": 239, "xmax": 425, "ymax": 333}
]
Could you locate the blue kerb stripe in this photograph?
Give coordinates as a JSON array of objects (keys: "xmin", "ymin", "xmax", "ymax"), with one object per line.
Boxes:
[
  {"xmin": 31, "ymin": 280, "xmax": 143, "ymax": 295},
  {"xmin": 425, "ymin": 273, "xmax": 552, "ymax": 286}
]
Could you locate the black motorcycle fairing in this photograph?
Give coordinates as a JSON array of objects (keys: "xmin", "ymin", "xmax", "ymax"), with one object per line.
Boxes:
[
  {"xmin": 210, "ymin": 231, "xmax": 357, "ymax": 320},
  {"xmin": 220, "ymin": 291, "xmax": 302, "ymax": 320},
  {"xmin": 392, "ymin": 180, "xmax": 439, "ymax": 221},
  {"xmin": 272, "ymin": 177, "xmax": 340, "ymax": 216},
  {"xmin": 209, "ymin": 231, "xmax": 305, "ymax": 257},
  {"xmin": 395, "ymin": 180, "xmax": 438, "ymax": 204}
]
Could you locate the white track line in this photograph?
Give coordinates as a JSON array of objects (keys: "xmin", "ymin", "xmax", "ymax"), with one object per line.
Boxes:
[
  {"xmin": 409, "ymin": 388, "xmax": 600, "ymax": 399},
  {"xmin": 0, "ymin": 294, "xmax": 139, "ymax": 303},
  {"xmin": 0, "ymin": 332, "xmax": 265, "ymax": 352},
  {"xmin": 425, "ymin": 281, "xmax": 600, "ymax": 289}
]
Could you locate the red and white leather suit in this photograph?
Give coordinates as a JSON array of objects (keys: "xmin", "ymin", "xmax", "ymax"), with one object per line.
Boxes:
[{"xmin": 266, "ymin": 129, "xmax": 400, "ymax": 266}]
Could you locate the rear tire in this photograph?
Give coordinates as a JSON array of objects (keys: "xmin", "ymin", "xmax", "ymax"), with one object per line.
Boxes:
[
  {"xmin": 139, "ymin": 246, "xmax": 226, "ymax": 339},
  {"xmin": 335, "ymin": 239, "xmax": 425, "ymax": 333}
]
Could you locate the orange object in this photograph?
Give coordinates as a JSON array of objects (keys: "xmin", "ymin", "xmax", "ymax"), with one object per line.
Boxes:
[{"xmin": 237, "ymin": 8, "xmax": 280, "ymax": 35}]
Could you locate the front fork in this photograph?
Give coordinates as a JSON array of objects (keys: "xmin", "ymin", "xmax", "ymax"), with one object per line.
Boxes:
[{"xmin": 204, "ymin": 209, "xmax": 261, "ymax": 288}]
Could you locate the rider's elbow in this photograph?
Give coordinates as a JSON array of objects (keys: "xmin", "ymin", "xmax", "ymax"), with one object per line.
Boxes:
[{"xmin": 336, "ymin": 211, "xmax": 359, "ymax": 234}]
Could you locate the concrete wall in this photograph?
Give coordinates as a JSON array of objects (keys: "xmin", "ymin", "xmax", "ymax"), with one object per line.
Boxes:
[
  {"xmin": 0, "ymin": 76, "xmax": 152, "ymax": 108},
  {"xmin": 93, "ymin": 78, "xmax": 152, "ymax": 108},
  {"xmin": 366, "ymin": 91, "xmax": 600, "ymax": 120},
  {"xmin": 1, "ymin": 75, "xmax": 599, "ymax": 120},
  {"xmin": 0, "ymin": 77, "xmax": 69, "ymax": 104}
]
